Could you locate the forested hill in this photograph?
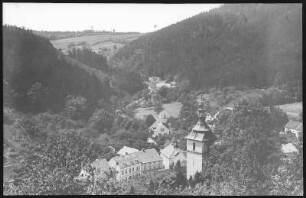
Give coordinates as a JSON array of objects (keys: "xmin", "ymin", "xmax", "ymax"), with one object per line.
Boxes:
[
  {"xmin": 3, "ymin": 25, "xmax": 113, "ymax": 114},
  {"xmin": 112, "ymin": 4, "xmax": 302, "ymax": 91}
]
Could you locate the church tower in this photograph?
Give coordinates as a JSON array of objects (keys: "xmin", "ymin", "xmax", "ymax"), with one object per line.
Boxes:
[{"xmin": 185, "ymin": 102, "xmax": 217, "ymax": 179}]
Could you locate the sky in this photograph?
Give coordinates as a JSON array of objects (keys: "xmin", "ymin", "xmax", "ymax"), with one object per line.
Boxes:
[{"xmin": 3, "ymin": 3, "xmax": 222, "ymax": 33}]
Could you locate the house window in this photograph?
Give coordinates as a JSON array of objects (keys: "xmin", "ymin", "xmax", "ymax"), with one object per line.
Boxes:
[
  {"xmin": 129, "ymin": 176, "xmax": 131, "ymax": 180},
  {"xmin": 125, "ymin": 169, "xmax": 127, "ymax": 174},
  {"xmin": 129, "ymin": 168, "xmax": 131, "ymax": 173},
  {"xmin": 122, "ymin": 170, "xmax": 124, "ymax": 175},
  {"xmin": 193, "ymin": 142, "xmax": 196, "ymax": 151}
]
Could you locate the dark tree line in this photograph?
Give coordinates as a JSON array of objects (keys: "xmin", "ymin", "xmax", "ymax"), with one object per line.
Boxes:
[
  {"xmin": 3, "ymin": 25, "xmax": 112, "ymax": 115},
  {"xmin": 68, "ymin": 48, "xmax": 109, "ymax": 73}
]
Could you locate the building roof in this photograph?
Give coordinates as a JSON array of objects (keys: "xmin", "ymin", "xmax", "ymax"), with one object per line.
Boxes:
[
  {"xmin": 192, "ymin": 119, "xmax": 211, "ymax": 132},
  {"xmin": 111, "ymin": 148, "xmax": 162, "ymax": 168},
  {"xmin": 91, "ymin": 158, "xmax": 110, "ymax": 171},
  {"xmin": 164, "ymin": 139, "xmax": 171, "ymax": 148},
  {"xmin": 150, "ymin": 121, "xmax": 170, "ymax": 130},
  {"xmin": 185, "ymin": 129, "xmax": 217, "ymax": 146},
  {"xmin": 285, "ymin": 121, "xmax": 303, "ymax": 132},
  {"xmin": 160, "ymin": 143, "xmax": 185, "ymax": 160},
  {"xmin": 131, "ymin": 148, "xmax": 162, "ymax": 163},
  {"xmin": 159, "ymin": 111, "xmax": 170, "ymax": 119},
  {"xmin": 147, "ymin": 137, "xmax": 157, "ymax": 145},
  {"xmin": 117, "ymin": 146, "xmax": 139, "ymax": 156},
  {"xmin": 161, "ymin": 144, "xmax": 175, "ymax": 158},
  {"xmin": 281, "ymin": 143, "xmax": 298, "ymax": 153},
  {"xmin": 110, "ymin": 154, "xmax": 140, "ymax": 168}
]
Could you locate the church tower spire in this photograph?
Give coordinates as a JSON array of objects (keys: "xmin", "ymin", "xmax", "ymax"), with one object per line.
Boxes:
[{"xmin": 185, "ymin": 101, "xmax": 217, "ymax": 179}]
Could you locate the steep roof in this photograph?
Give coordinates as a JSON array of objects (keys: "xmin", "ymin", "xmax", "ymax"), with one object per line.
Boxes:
[
  {"xmin": 117, "ymin": 146, "xmax": 139, "ymax": 156},
  {"xmin": 185, "ymin": 129, "xmax": 217, "ymax": 146},
  {"xmin": 285, "ymin": 121, "xmax": 303, "ymax": 131},
  {"xmin": 192, "ymin": 119, "xmax": 211, "ymax": 132},
  {"xmin": 164, "ymin": 139, "xmax": 171, "ymax": 148},
  {"xmin": 160, "ymin": 144, "xmax": 175, "ymax": 158},
  {"xmin": 150, "ymin": 121, "xmax": 170, "ymax": 130},
  {"xmin": 110, "ymin": 154, "xmax": 140, "ymax": 168},
  {"xmin": 160, "ymin": 144, "xmax": 185, "ymax": 160},
  {"xmin": 131, "ymin": 148, "xmax": 162, "ymax": 163},
  {"xmin": 111, "ymin": 148, "xmax": 162, "ymax": 168}
]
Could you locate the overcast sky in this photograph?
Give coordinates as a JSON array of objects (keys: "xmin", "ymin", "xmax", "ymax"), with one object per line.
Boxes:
[{"xmin": 3, "ymin": 3, "xmax": 222, "ymax": 33}]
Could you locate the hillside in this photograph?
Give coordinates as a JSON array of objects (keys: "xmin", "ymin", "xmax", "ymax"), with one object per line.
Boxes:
[
  {"xmin": 47, "ymin": 32, "xmax": 143, "ymax": 59},
  {"xmin": 3, "ymin": 25, "xmax": 113, "ymax": 114},
  {"xmin": 112, "ymin": 4, "xmax": 302, "ymax": 96}
]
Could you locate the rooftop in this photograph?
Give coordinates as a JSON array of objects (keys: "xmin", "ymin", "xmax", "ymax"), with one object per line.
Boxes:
[
  {"xmin": 160, "ymin": 143, "xmax": 184, "ymax": 159},
  {"xmin": 117, "ymin": 146, "xmax": 139, "ymax": 156},
  {"xmin": 111, "ymin": 148, "xmax": 162, "ymax": 168},
  {"xmin": 285, "ymin": 120, "xmax": 303, "ymax": 131}
]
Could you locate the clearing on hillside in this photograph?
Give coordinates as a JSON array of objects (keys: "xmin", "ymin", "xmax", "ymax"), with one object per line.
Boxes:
[
  {"xmin": 134, "ymin": 102, "xmax": 182, "ymax": 120},
  {"xmin": 278, "ymin": 102, "xmax": 302, "ymax": 121},
  {"xmin": 50, "ymin": 33, "xmax": 143, "ymax": 58}
]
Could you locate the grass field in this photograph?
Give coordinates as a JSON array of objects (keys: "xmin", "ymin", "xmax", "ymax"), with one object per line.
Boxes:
[
  {"xmin": 278, "ymin": 102, "xmax": 302, "ymax": 121},
  {"xmin": 50, "ymin": 33, "xmax": 143, "ymax": 58},
  {"xmin": 134, "ymin": 102, "xmax": 182, "ymax": 120}
]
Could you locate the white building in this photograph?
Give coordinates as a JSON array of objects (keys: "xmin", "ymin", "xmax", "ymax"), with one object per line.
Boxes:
[
  {"xmin": 109, "ymin": 148, "xmax": 163, "ymax": 182},
  {"xmin": 160, "ymin": 142, "xmax": 186, "ymax": 169},
  {"xmin": 185, "ymin": 104, "xmax": 217, "ymax": 179},
  {"xmin": 108, "ymin": 154, "xmax": 141, "ymax": 181}
]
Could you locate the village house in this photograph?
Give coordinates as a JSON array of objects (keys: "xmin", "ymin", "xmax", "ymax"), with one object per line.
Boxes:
[
  {"xmin": 150, "ymin": 121, "xmax": 170, "ymax": 137},
  {"xmin": 284, "ymin": 120, "xmax": 303, "ymax": 140},
  {"xmin": 133, "ymin": 148, "xmax": 164, "ymax": 173},
  {"xmin": 108, "ymin": 148, "xmax": 163, "ymax": 181},
  {"xmin": 160, "ymin": 140, "xmax": 187, "ymax": 169},
  {"xmin": 117, "ymin": 146, "xmax": 139, "ymax": 156},
  {"xmin": 149, "ymin": 111, "xmax": 171, "ymax": 137},
  {"xmin": 108, "ymin": 154, "xmax": 141, "ymax": 181}
]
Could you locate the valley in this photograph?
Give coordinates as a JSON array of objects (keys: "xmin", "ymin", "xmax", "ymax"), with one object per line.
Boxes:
[{"xmin": 3, "ymin": 3, "xmax": 303, "ymax": 196}]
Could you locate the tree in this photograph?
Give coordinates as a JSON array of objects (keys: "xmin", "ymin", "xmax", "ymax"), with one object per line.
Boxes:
[
  {"xmin": 158, "ymin": 86, "xmax": 169, "ymax": 99},
  {"xmin": 216, "ymin": 100, "xmax": 284, "ymax": 195},
  {"xmin": 189, "ymin": 176, "xmax": 195, "ymax": 188},
  {"xmin": 89, "ymin": 108, "xmax": 114, "ymax": 132},
  {"xmin": 148, "ymin": 180, "xmax": 155, "ymax": 193},
  {"xmin": 298, "ymin": 111, "xmax": 302, "ymax": 122},
  {"xmin": 154, "ymin": 101, "xmax": 164, "ymax": 114},
  {"xmin": 64, "ymin": 95, "xmax": 89, "ymax": 120},
  {"xmin": 145, "ymin": 114, "xmax": 156, "ymax": 127},
  {"xmin": 8, "ymin": 132, "xmax": 111, "ymax": 195},
  {"xmin": 175, "ymin": 161, "xmax": 186, "ymax": 188},
  {"xmin": 129, "ymin": 185, "xmax": 135, "ymax": 194}
]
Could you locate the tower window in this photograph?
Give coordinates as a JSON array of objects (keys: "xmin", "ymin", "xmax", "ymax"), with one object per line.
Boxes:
[{"xmin": 193, "ymin": 142, "xmax": 196, "ymax": 151}]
